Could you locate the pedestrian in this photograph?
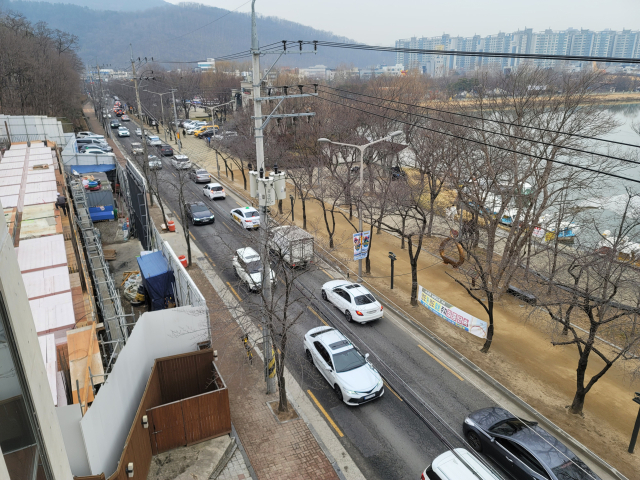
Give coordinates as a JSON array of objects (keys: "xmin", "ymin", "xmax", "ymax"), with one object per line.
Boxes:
[
  {"xmin": 182, "ymin": 127, "xmax": 186, "ymax": 137},
  {"xmin": 206, "ymin": 136, "xmax": 211, "ymax": 147},
  {"xmin": 55, "ymin": 192, "xmax": 69, "ymax": 217}
]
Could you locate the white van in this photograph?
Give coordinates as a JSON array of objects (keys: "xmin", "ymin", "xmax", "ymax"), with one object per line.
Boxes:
[{"xmin": 422, "ymin": 449, "xmax": 501, "ymax": 480}]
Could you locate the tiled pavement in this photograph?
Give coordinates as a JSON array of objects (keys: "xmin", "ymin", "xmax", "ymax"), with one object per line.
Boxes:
[{"xmin": 216, "ymin": 448, "xmax": 251, "ymax": 480}]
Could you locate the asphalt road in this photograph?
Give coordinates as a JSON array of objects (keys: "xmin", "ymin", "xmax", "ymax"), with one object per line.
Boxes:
[{"xmin": 113, "ymin": 121, "xmax": 502, "ymax": 480}]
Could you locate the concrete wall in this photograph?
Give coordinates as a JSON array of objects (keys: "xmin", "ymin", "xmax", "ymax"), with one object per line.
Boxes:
[{"xmin": 0, "ymin": 199, "xmax": 73, "ymax": 479}]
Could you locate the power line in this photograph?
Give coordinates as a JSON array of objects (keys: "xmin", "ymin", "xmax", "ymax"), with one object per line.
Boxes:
[
  {"xmin": 321, "ymin": 84, "xmax": 640, "ymax": 150},
  {"xmin": 318, "ymin": 87, "xmax": 640, "ymax": 168},
  {"xmin": 316, "ymin": 95, "xmax": 640, "ymax": 184},
  {"xmin": 293, "ymin": 40, "xmax": 640, "ymax": 65}
]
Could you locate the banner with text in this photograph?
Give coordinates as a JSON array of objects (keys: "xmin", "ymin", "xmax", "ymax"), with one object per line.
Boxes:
[
  {"xmin": 418, "ymin": 286, "xmax": 488, "ymax": 338},
  {"xmin": 353, "ymin": 231, "xmax": 371, "ymax": 261}
]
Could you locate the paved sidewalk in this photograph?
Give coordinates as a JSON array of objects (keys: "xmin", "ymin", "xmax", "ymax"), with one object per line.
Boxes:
[{"xmin": 216, "ymin": 449, "xmax": 251, "ymax": 480}]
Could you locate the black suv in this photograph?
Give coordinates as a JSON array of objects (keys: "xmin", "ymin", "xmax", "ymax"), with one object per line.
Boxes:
[
  {"xmin": 158, "ymin": 144, "xmax": 174, "ymax": 156},
  {"xmin": 110, "ymin": 120, "xmax": 121, "ymax": 129},
  {"xmin": 185, "ymin": 202, "xmax": 215, "ymax": 225}
]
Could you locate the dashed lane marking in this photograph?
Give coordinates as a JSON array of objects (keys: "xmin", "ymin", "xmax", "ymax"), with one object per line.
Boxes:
[
  {"xmin": 307, "ymin": 390, "xmax": 344, "ymax": 437},
  {"xmin": 320, "ymin": 268, "xmax": 334, "ymax": 279},
  {"xmin": 307, "ymin": 306, "xmax": 328, "ymax": 326},
  {"xmin": 204, "ymin": 252, "xmax": 215, "ymax": 266},
  {"xmin": 226, "ymin": 282, "xmax": 242, "ymax": 302},
  {"xmin": 417, "ymin": 344, "xmax": 464, "ymax": 381}
]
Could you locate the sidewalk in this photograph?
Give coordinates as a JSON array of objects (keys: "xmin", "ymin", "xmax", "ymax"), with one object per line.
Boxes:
[
  {"xmin": 170, "ymin": 129, "xmax": 640, "ymax": 478},
  {"xmin": 83, "ymin": 107, "xmax": 357, "ymax": 480}
]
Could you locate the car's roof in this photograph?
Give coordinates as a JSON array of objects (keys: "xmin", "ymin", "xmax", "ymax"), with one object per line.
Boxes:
[
  {"xmin": 131, "ymin": 142, "xmax": 141, "ymax": 145},
  {"xmin": 239, "ymin": 206, "xmax": 258, "ymax": 213},
  {"xmin": 431, "ymin": 449, "xmax": 499, "ymax": 480},
  {"xmin": 188, "ymin": 201, "xmax": 207, "ymax": 207},
  {"xmin": 174, "ymin": 155, "xmax": 189, "ymax": 160},
  {"xmin": 236, "ymin": 247, "xmax": 260, "ymax": 261},
  {"xmin": 311, "ymin": 328, "xmax": 352, "ymax": 353},
  {"xmin": 205, "ymin": 182, "xmax": 222, "ymax": 187},
  {"xmin": 195, "ymin": 169, "xmax": 208, "ymax": 174},
  {"xmin": 323, "ymin": 281, "xmax": 372, "ymax": 297}
]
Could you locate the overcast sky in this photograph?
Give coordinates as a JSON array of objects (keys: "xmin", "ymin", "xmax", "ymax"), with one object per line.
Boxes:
[{"xmin": 166, "ymin": 0, "xmax": 640, "ymax": 45}]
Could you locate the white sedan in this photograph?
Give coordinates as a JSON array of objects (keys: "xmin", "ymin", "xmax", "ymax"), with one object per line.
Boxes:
[
  {"xmin": 117, "ymin": 127, "xmax": 130, "ymax": 137},
  {"xmin": 304, "ymin": 326, "xmax": 383, "ymax": 405},
  {"xmin": 321, "ymin": 280, "xmax": 383, "ymax": 323},
  {"xmin": 203, "ymin": 182, "xmax": 226, "ymax": 200},
  {"xmin": 232, "ymin": 247, "xmax": 275, "ymax": 292},
  {"xmin": 230, "ymin": 206, "xmax": 260, "ymax": 229},
  {"xmin": 135, "ymin": 128, "xmax": 142, "ymax": 137}
]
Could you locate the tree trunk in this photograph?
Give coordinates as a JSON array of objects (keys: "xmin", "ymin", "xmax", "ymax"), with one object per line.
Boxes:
[
  {"xmin": 277, "ymin": 349, "xmax": 289, "ymax": 412},
  {"xmin": 241, "ymin": 168, "xmax": 247, "ymax": 190},
  {"xmin": 302, "ymin": 198, "xmax": 307, "ymax": 230},
  {"xmin": 480, "ymin": 293, "xmax": 494, "ymax": 353},
  {"xmin": 427, "ymin": 207, "xmax": 435, "ymax": 237},
  {"xmin": 569, "ymin": 389, "xmax": 586, "ymax": 415},
  {"xmin": 365, "ymin": 232, "xmax": 373, "ymax": 274},
  {"xmin": 278, "ymin": 199, "xmax": 283, "ymax": 215}
]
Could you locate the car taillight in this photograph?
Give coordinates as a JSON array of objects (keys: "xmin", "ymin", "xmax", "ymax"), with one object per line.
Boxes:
[
  {"xmin": 355, "ymin": 310, "xmax": 364, "ymax": 316},
  {"xmin": 380, "ymin": 305, "xmax": 383, "ymax": 311},
  {"xmin": 245, "ymin": 219, "xmax": 251, "ymax": 223},
  {"xmin": 421, "ymin": 474, "xmax": 426, "ymax": 480}
]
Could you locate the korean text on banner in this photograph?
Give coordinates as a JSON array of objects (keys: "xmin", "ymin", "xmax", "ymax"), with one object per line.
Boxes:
[
  {"xmin": 418, "ymin": 286, "xmax": 488, "ymax": 338},
  {"xmin": 353, "ymin": 231, "xmax": 370, "ymax": 261}
]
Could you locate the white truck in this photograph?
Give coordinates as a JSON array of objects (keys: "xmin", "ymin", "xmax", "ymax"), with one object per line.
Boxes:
[{"xmin": 268, "ymin": 225, "xmax": 314, "ymax": 268}]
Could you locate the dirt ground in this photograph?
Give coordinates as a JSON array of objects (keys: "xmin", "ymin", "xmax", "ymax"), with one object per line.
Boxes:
[{"xmin": 204, "ymin": 164, "xmax": 640, "ymax": 479}]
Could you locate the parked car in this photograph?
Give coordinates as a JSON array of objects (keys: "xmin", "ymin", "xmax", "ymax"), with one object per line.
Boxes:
[
  {"xmin": 135, "ymin": 128, "xmax": 142, "ymax": 137},
  {"xmin": 77, "ymin": 138, "xmax": 112, "ymax": 151},
  {"xmin": 193, "ymin": 125, "xmax": 213, "ymax": 137},
  {"xmin": 213, "ymin": 131, "xmax": 238, "ymax": 141},
  {"xmin": 117, "ymin": 127, "xmax": 130, "ymax": 137},
  {"xmin": 321, "ymin": 281, "xmax": 383, "ymax": 323},
  {"xmin": 171, "ymin": 155, "xmax": 191, "ymax": 170},
  {"xmin": 146, "ymin": 135, "xmax": 162, "ymax": 146},
  {"xmin": 76, "ymin": 131, "xmax": 98, "ymax": 138},
  {"xmin": 463, "ymin": 407, "xmax": 602, "ymax": 480},
  {"xmin": 185, "ymin": 201, "xmax": 215, "ymax": 225},
  {"xmin": 190, "ymin": 169, "xmax": 211, "ymax": 183},
  {"xmin": 147, "ymin": 155, "xmax": 162, "ymax": 170},
  {"xmin": 304, "ymin": 326, "xmax": 383, "ymax": 405},
  {"xmin": 232, "ymin": 247, "xmax": 275, "ymax": 292},
  {"xmin": 421, "ymin": 449, "xmax": 501, "ymax": 480},
  {"xmin": 81, "ymin": 147, "xmax": 114, "ymax": 156},
  {"xmin": 130, "ymin": 142, "xmax": 144, "ymax": 155},
  {"xmin": 182, "ymin": 120, "xmax": 197, "ymax": 130},
  {"xmin": 110, "ymin": 120, "xmax": 121, "ymax": 129},
  {"xmin": 186, "ymin": 121, "xmax": 207, "ymax": 134},
  {"xmin": 80, "ymin": 144, "xmax": 111, "ymax": 153},
  {"xmin": 230, "ymin": 206, "xmax": 260, "ymax": 229},
  {"xmin": 203, "ymin": 182, "xmax": 225, "ymax": 200},
  {"xmin": 121, "ymin": 115, "xmax": 130, "ymax": 121},
  {"xmin": 387, "ymin": 165, "xmax": 406, "ymax": 181},
  {"xmin": 158, "ymin": 144, "xmax": 174, "ymax": 156}
]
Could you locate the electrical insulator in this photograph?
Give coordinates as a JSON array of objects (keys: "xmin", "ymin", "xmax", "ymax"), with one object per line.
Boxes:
[
  {"xmin": 272, "ymin": 172, "xmax": 287, "ymax": 200},
  {"xmin": 249, "ymin": 171, "xmax": 259, "ymax": 198}
]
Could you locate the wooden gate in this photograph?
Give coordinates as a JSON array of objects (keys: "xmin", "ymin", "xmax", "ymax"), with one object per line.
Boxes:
[{"xmin": 147, "ymin": 402, "xmax": 186, "ymax": 455}]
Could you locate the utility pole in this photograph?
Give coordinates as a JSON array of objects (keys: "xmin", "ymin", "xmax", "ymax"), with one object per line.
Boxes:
[
  {"xmin": 95, "ymin": 61, "xmax": 109, "ymax": 138},
  {"xmin": 130, "ymin": 45, "xmax": 153, "ymax": 206},
  {"xmin": 171, "ymin": 89, "xmax": 182, "ymax": 152},
  {"xmin": 251, "ymin": 0, "xmax": 276, "ymax": 395}
]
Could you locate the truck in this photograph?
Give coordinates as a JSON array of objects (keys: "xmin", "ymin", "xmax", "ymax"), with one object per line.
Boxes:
[{"xmin": 268, "ymin": 225, "xmax": 314, "ymax": 268}]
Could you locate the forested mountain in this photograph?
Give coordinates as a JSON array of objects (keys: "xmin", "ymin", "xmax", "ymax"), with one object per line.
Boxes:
[
  {"xmin": 4, "ymin": 1, "xmax": 392, "ymax": 68},
  {"xmin": 6, "ymin": 0, "xmax": 166, "ymax": 11}
]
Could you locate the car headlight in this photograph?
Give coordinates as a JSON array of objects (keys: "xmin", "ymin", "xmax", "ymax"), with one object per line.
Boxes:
[
  {"xmin": 376, "ymin": 379, "xmax": 384, "ymax": 390},
  {"xmin": 344, "ymin": 389, "xmax": 359, "ymax": 396},
  {"xmin": 464, "ymin": 418, "xmax": 476, "ymax": 427}
]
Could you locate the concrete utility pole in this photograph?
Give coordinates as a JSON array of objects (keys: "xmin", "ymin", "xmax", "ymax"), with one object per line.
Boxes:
[
  {"xmin": 130, "ymin": 45, "xmax": 153, "ymax": 205},
  {"xmin": 171, "ymin": 89, "xmax": 182, "ymax": 152},
  {"xmin": 144, "ymin": 90, "xmax": 170, "ymax": 143},
  {"xmin": 251, "ymin": 0, "xmax": 276, "ymax": 395},
  {"xmin": 96, "ymin": 60, "xmax": 109, "ymax": 137}
]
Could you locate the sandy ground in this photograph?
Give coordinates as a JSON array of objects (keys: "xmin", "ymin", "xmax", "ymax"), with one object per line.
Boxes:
[{"xmin": 188, "ymin": 146, "xmax": 640, "ymax": 478}]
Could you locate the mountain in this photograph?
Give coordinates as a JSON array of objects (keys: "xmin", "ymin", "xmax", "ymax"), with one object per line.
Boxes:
[
  {"xmin": 6, "ymin": 0, "xmax": 167, "ymax": 11},
  {"xmin": 4, "ymin": 1, "xmax": 393, "ymax": 69}
]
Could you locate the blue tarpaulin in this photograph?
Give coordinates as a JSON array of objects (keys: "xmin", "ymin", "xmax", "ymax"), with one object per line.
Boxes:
[
  {"xmin": 89, "ymin": 206, "xmax": 114, "ymax": 221},
  {"xmin": 137, "ymin": 251, "xmax": 176, "ymax": 311},
  {"xmin": 67, "ymin": 164, "xmax": 116, "ymax": 174}
]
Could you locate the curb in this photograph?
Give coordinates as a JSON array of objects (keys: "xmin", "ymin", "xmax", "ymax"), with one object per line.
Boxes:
[{"xmin": 208, "ymin": 436, "xmax": 237, "ymax": 479}]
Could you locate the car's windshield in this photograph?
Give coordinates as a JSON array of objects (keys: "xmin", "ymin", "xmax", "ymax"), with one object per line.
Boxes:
[
  {"xmin": 197, "ymin": 170, "xmax": 208, "ymax": 175},
  {"xmin": 212, "ymin": 186, "xmax": 223, "ymax": 191},
  {"xmin": 191, "ymin": 205, "xmax": 210, "ymax": 214},
  {"xmin": 246, "ymin": 261, "xmax": 263, "ymax": 274},
  {"xmin": 354, "ymin": 294, "xmax": 376, "ymax": 305},
  {"xmin": 244, "ymin": 211, "xmax": 259, "ymax": 218},
  {"xmin": 149, "ymin": 136, "xmax": 159, "ymax": 141},
  {"xmin": 333, "ymin": 347, "xmax": 366, "ymax": 372},
  {"xmin": 489, "ymin": 419, "xmax": 536, "ymax": 436}
]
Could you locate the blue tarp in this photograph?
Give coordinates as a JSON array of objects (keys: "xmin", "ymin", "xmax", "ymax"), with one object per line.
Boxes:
[
  {"xmin": 89, "ymin": 206, "xmax": 114, "ymax": 222},
  {"xmin": 67, "ymin": 164, "xmax": 116, "ymax": 173},
  {"xmin": 137, "ymin": 251, "xmax": 176, "ymax": 311}
]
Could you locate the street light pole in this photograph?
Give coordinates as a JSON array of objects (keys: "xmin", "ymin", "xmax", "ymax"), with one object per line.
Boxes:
[
  {"xmin": 144, "ymin": 90, "xmax": 170, "ymax": 143},
  {"xmin": 629, "ymin": 393, "xmax": 640, "ymax": 453},
  {"xmin": 389, "ymin": 252, "xmax": 397, "ymax": 289},
  {"xmin": 170, "ymin": 89, "xmax": 181, "ymax": 152},
  {"xmin": 317, "ymin": 131, "xmax": 402, "ymax": 282}
]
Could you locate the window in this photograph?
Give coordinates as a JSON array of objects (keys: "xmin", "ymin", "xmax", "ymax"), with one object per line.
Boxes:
[
  {"xmin": 313, "ymin": 342, "xmax": 332, "ymax": 367},
  {"xmin": 333, "ymin": 348, "xmax": 366, "ymax": 373},
  {"xmin": 489, "ymin": 418, "xmax": 535, "ymax": 436},
  {"xmin": 354, "ymin": 294, "xmax": 376, "ymax": 305}
]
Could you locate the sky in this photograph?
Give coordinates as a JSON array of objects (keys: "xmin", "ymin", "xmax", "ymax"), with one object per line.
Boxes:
[{"xmin": 166, "ymin": 0, "xmax": 640, "ymax": 45}]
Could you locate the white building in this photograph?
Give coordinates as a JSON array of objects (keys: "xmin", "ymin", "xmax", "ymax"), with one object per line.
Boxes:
[
  {"xmin": 197, "ymin": 58, "xmax": 216, "ymax": 72},
  {"xmin": 299, "ymin": 65, "xmax": 333, "ymax": 80}
]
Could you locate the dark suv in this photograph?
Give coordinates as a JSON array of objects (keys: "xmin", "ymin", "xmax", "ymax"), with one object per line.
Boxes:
[
  {"xmin": 185, "ymin": 202, "xmax": 215, "ymax": 225},
  {"xmin": 158, "ymin": 144, "xmax": 174, "ymax": 156},
  {"xmin": 110, "ymin": 120, "xmax": 121, "ymax": 129}
]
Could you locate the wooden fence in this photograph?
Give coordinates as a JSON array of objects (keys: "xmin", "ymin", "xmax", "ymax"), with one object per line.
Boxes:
[{"xmin": 74, "ymin": 349, "xmax": 230, "ymax": 480}]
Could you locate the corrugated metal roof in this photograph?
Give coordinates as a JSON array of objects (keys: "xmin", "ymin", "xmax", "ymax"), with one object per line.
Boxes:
[
  {"xmin": 23, "ymin": 266, "xmax": 71, "ymax": 299},
  {"xmin": 17, "ymin": 234, "xmax": 67, "ymax": 272}
]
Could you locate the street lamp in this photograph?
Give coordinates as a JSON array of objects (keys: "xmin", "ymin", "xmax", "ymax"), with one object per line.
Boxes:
[
  {"xmin": 629, "ymin": 392, "xmax": 640, "ymax": 453},
  {"xmin": 388, "ymin": 252, "xmax": 397, "ymax": 289},
  {"xmin": 143, "ymin": 89, "xmax": 171, "ymax": 143},
  {"xmin": 318, "ymin": 131, "xmax": 403, "ymax": 281}
]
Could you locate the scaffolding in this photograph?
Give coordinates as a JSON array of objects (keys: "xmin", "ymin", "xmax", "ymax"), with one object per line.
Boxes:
[{"xmin": 70, "ymin": 178, "xmax": 128, "ymax": 355}]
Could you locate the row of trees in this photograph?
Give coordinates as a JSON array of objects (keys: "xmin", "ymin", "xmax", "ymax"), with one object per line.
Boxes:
[
  {"xmin": 0, "ymin": 11, "xmax": 83, "ymax": 121},
  {"xmin": 212, "ymin": 66, "xmax": 640, "ymax": 416}
]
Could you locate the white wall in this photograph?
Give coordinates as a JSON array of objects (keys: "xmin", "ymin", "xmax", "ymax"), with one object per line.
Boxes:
[
  {"xmin": 0, "ymin": 199, "xmax": 73, "ymax": 479},
  {"xmin": 79, "ymin": 306, "xmax": 209, "ymax": 477}
]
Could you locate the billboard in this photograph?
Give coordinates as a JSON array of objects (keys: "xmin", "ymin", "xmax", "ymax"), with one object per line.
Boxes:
[
  {"xmin": 353, "ymin": 231, "xmax": 370, "ymax": 261},
  {"xmin": 418, "ymin": 286, "xmax": 488, "ymax": 338}
]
